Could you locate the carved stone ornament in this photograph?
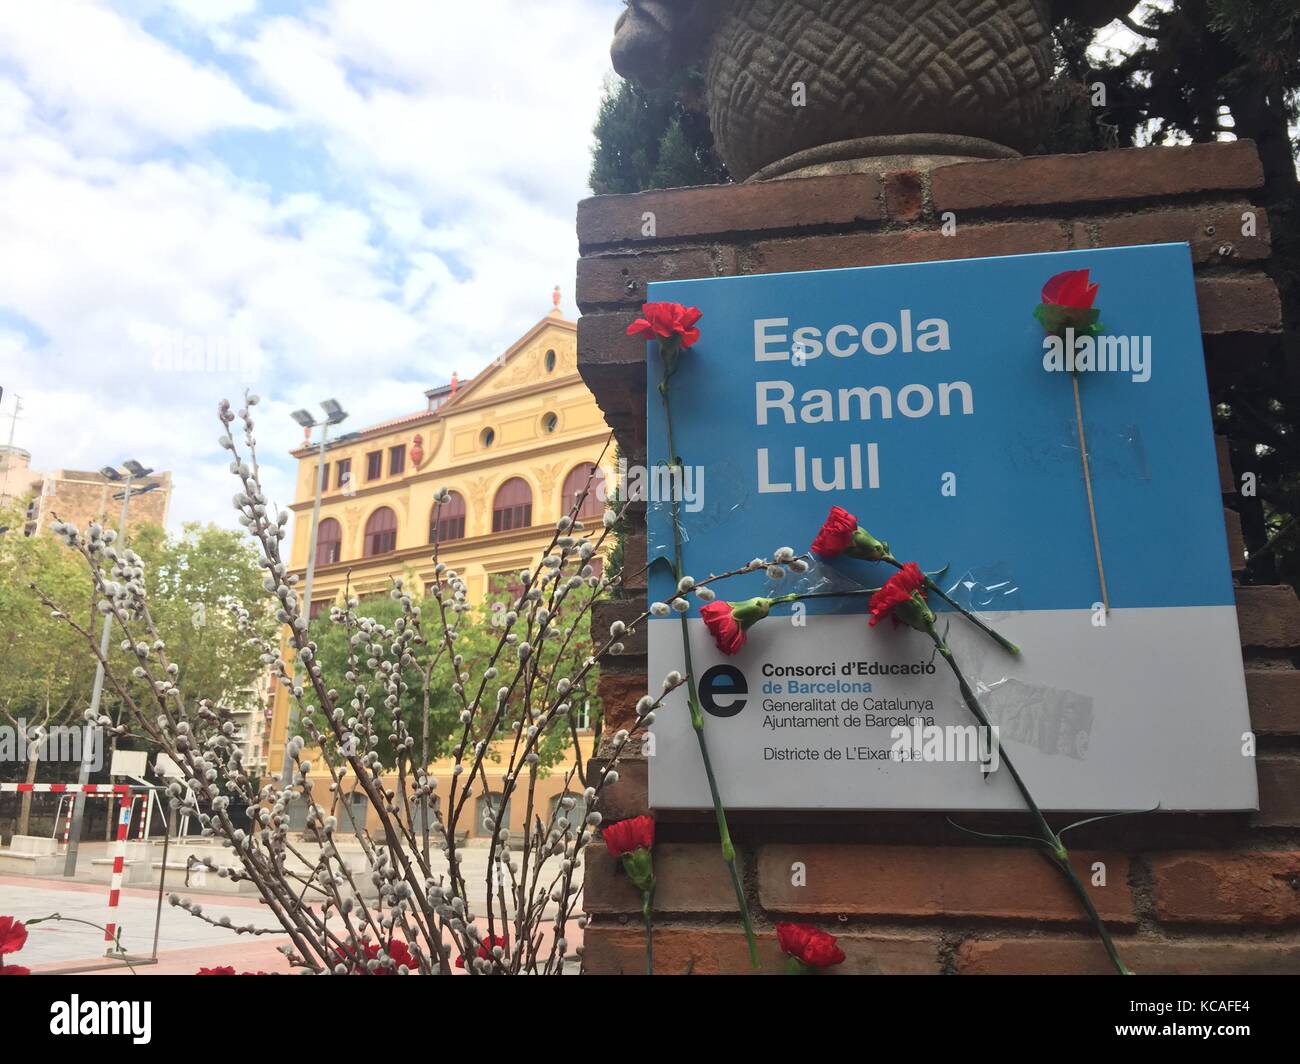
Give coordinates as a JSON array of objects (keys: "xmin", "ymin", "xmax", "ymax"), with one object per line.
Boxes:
[{"xmin": 611, "ymin": 0, "xmax": 1135, "ymax": 180}]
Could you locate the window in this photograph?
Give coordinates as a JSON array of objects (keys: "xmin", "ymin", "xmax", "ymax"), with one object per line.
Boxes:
[
  {"xmin": 549, "ymin": 792, "xmax": 587, "ymax": 839},
  {"xmin": 315, "ymin": 461, "xmax": 330, "ymax": 492},
  {"xmin": 389, "ymin": 445, "xmax": 405, "ymax": 476},
  {"xmin": 336, "ymin": 458, "xmax": 352, "ymax": 492},
  {"xmin": 562, "ymin": 464, "xmax": 606, "ymax": 521},
  {"xmin": 492, "ymin": 478, "xmax": 532, "ymax": 532},
  {"xmin": 366, "ymin": 451, "xmax": 382, "ymax": 481},
  {"xmin": 363, "ymin": 507, "xmax": 398, "ymax": 557},
  {"xmin": 480, "ymin": 427, "xmax": 495, "ymax": 448},
  {"xmin": 316, "ymin": 517, "xmax": 342, "ymax": 565},
  {"xmin": 541, "ymin": 411, "xmax": 558, "ymax": 434},
  {"xmin": 544, "ymin": 348, "xmax": 557, "ymax": 373},
  {"xmin": 489, "ymin": 571, "xmax": 527, "ymax": 601},
  {"xmin": 475, "ymin": 793, "xmax": 511, "ymax": 837},
  {"xmin": 431, "ymin": 491, "xmax": 466, "ymax": 544}
]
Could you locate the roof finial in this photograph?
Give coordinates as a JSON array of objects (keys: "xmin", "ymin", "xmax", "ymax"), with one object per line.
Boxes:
[{"xmin": 552, "ymin": 284, "xmax": 562, "ymax": 313}]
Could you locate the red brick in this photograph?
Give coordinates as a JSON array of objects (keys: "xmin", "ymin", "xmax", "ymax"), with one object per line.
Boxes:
[
  {"xmin": 1150, "ymin": 851, "xmax": 1300, "ymax": 925},
  {"xmin": 757, "ymin": 845, "xmax": 1134, "ymax": 924},
  {"xmin": 1246, "ymin": 670, "xmax": 1300, "ymax": 736},
  {"xmin": 582, "ymin": 924, "xmax": 939, "ymax": 975},
  {"xmin": 1225, "ymin": 508, "xmax": 1245, "ymax": 572},
  {"xmin": 592, "ymin": 599, "xmax": 647, "ymax": 659},
  {"xmin": 577, "ymin": 173, "xmax": 883, "ymax": 248},
  {"xmin": 576, "ymin": 246, "xmax": 718, "ymax": 309},
  {"xmin": 1255, "ymin": 757, "xmax": 1300, "ymax": 828},
  {"xmin": 1236, "ymin": 585, "xmax": 1300, "ymax": 648},
  {"xmin": 597, "ymin": 665, "xmax": 649, "ymax": 734},
  {"xmin": 621, "ymin": 531, "xmax": 648, "ymax": 592},
  {"xmin": 585, "ymin": 843, "xmax": 738, "ymax": 914},
  {"xmin": 587, "ymin": 757, "xmax": 647, "ymax": 823},
  {"xmin": 931, "ymin": 141, "xmax": 1264, "ymax": 212},
  {"xmin": 1094, "ymin": 204, "xmax": 1271, "ymax": 263},
  {"xmin": 1196, "ymin": 274, "xmax": 1282, "ymax": 334},
  {"xmin": 884, "ymin": 169, "xmax": 925, "ymax": 223},
  {"xmin": 957, "ymin": 934, "xmax": 1300, "ymax": 975},
  {"xmin": 754, "ymin": 220, "xmax": 1066, "ymax": 275}
]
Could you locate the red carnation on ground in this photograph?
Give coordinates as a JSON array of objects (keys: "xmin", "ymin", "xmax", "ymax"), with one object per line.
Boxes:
[
  {"xmin": 868, "ymin": 562, "xmax": 929, "ymax": 629},
  {"xmin": 0, "ymin": 916, "xmax": 29, "ymax": 976},
  {"xmin": 197, "ymin": 966, "xmax": 238, "ymax": 975},
  {"xmin": 603, "ymin": 815, "xmax": 655, "ymax": 857},
  {"xmin": 627, "ymin": 302, "xmax": 703, "ymax": 349},
  {"xmin": 455, "ymin": 933, "xmax": 509, "ymax": 969},
  {"xmin": 776, "ymin": 923, "xmax": 846, "ymax": 972},
  {"xmin": 337, "ymin": 938, "xmax": 415, "ymax": 974}
]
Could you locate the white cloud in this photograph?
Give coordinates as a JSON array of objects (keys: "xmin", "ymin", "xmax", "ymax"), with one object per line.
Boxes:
[
  {"xmin": 0, "ymin": 0, "xmax": 622, "ymax": 535},
  {"xmin": 0, "ymin": 0, "xmax": 279, "ymax": 153}
]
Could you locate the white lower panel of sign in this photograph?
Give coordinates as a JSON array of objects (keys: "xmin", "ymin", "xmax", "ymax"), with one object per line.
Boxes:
[{"xmin": 646, "ymin": 607, "xmax": 1256, "ymax": 811}]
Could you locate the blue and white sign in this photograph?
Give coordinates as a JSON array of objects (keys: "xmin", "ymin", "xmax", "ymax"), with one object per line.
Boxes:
[{"xmin": 644, "ymin": 243, "xmax": 1256, "ymax": 812}]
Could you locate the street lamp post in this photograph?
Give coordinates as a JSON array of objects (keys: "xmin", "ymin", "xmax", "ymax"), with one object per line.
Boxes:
[
  {"xmin": 63, "ymin": 462, "xmax": 154, "ymax": 877},
  {"xmin": 282, "ymin": 400, "xmax": 347, "ymax": 787}
]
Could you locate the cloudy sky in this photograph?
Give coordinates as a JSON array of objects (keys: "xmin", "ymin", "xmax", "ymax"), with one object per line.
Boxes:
[{"xmin": 0, "ymin": 0, "xmax": 622, "ymax": 533}]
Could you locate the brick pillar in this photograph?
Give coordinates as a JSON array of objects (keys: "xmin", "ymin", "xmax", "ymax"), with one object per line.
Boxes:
[{"xmin": 577, "ymin": 142, "xmax": 1300, "ymax": 975}]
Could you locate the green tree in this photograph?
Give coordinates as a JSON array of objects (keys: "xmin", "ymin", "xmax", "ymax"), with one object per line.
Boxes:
[
  {"xmin": 0, "ymin": 502, "xmax": 99, "ymax": 831},
  {"xmin": 0, "ymin": 512, "xmax": 275, "ymax": 836},
  {"xmin": 1050, "ymin": 3, "xmax": 1299, "ymax": 589},
  {"xmin": 589, "ymin": 70, "xmax": 728, "ymax": 194},
  {"xmin": 305, "ymin": 582, "xmax": 600, "ymax": 783}
]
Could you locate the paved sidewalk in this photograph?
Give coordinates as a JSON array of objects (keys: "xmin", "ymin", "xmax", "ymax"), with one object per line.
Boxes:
[{"xmin": 0, "ymin": 841, "xmax": 585, "ymax": 974}]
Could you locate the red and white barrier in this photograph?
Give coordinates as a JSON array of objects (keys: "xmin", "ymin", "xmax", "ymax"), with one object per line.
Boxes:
[
  {"xmin": 104, "ymin": 806, "xmax": 131, "ymax": 944},
  {"xmin": 2, "ymin": 782, "xmax": 149, "ymax": 951},
  {"xmin": 0, "ymin": 783, "xmax": 131, "ymax": 795}
]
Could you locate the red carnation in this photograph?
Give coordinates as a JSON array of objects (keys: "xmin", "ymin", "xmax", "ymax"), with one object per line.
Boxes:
[
  {"xmin": 701, "ymin": 597, "xmax": 773, "ymax": 656},
  {"xmin": 1041, "ymin": 268, "xmax": 1098, "ymax": 310},
  {"xmin": 337, "ymin": 938, "xmax": 415, "ymax": 974},
  {"xmin": 455, "ymin": 933, "xmax": 509, "ymax": 969},
  {"xmin": 810, "ymin": 505, "xmax": 890, "ymax": 561},
  {"xmin": 0, "ymin": 917, "xmax": 28, "ymax": 976},
  {"xmin": 776, "ymin": 923, "xmax": 846, "ymax": 972},
  {"xmin": 868, "ymin": 562, "xmax": 932, "ymax": 631},
  {"xmin": 197, "ymin": 966, "xmax": 237, "ymax": 975},
  {"xmin": 603, "ymin": 815, "xmax": 655, "ymax": 858},
  {"xmin": 0, "ymin": 916, "xmax": 27, "ymax": 957},
  {"xmin": 627, "ymin": 302, "xmax": 703, "ymax": 349},
  {"xmin": 1035, "ymin": 268, "xmax": 1102, "ymax": 339},
  {"xmin": 811, "ymin": 505, "xmax": 858, "ymax": 557},
  {"xmin": 701, "ymin": 600, "xmax": 746, "ymax": 655}
]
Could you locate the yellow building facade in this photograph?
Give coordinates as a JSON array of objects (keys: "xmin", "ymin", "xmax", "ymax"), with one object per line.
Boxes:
[{"xmin": 268, "ymin": 306, "xmax": 613, "ymax": 838}]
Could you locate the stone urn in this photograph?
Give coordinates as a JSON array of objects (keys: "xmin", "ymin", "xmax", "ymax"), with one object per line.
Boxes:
[{"xmin": 611, "ymin": 0, "xmax": 1135, "ymax": 180}]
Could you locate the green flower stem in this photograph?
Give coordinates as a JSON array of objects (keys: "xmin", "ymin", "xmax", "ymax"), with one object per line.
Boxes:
[
  {"xmin": 658, "ymin": 369, "xmax": 761, "ymax": 969},
  {"xmin": 925, "ymin": 625, "xmax": 1131, "ymax": 976},
  {"xmin": 883, "ymin": 556, "xmax": 1021, "ymax": 655}
]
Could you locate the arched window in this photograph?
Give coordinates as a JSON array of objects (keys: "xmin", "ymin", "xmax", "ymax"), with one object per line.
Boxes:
[
  {"xmin": 431, "ymin": 491, "xmax": 466, "ymax": 544},
  {"xmin": 492, "ymin": 478, "xmax": 532, "ymax": 532},
  {"xmin": 363, "ymin": 507, "xmax": 398, "ymax": 557},
  {"xmin": 315, "ymin": 517, "xmax": 342, "ymax": 565},
  {"xmin": 475, "ymin": 792, "xmax": 511, "ymax": 837},
  {"xmin": 562, "ymin": 464, "xmax": 605, "ymax": 521}
]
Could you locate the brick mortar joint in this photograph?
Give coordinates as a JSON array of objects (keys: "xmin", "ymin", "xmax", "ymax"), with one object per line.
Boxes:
[{"xmin": 577, "ymin": 189, "xmax": 1271, "ymax": 259}]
